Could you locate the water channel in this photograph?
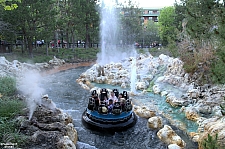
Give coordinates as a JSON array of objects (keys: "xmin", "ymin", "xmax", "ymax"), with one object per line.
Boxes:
[{"xmin": 41, "ymin": 66, "xmax": 198, "ymax": 149}]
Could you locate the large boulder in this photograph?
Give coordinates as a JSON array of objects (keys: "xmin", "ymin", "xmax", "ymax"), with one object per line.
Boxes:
[
  {"xmin": 57, "ymin": 136, "xmax": 76, "ymax": 149},
  {"xmin": 157, "ymin": 125, "xmax": 186, "ymax": 148},
  {"xmin": 185, "ymin": 107, "xmax": 199, "ymax": 121},
  {"xmin": 147, "ymin": 116, "xmax": 163, "ymax": 129},
  {"xmin": 134, "ymin": 106, "xmax": 156, "ymax": 119}
]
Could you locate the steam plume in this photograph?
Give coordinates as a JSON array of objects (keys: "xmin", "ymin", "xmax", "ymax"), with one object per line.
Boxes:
[{"xmin": 17, "ymin": 70, "xmax": 45, "ymax": 120}]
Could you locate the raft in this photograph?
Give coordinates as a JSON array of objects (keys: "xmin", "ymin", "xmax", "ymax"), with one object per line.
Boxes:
[{"xmin": 82, "ymin": 88, "xmax": 137, "ymax": 131}]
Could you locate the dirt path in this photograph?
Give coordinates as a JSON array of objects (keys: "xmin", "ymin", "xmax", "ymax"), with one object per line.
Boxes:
[{"xmin": 42, "ymin": 61, "xmax": 96, "ymax": 76}]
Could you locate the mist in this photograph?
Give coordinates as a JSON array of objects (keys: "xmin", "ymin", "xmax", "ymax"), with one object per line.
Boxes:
[
  {"xmin": 17, "ymin": 70, "xmax": 46, "ymax": 120},
  {"xmin": 97, "ymin": 0, "xmax": 137, "ymax": 65}
]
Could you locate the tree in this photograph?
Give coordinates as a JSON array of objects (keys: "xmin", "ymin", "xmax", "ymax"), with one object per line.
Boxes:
[
  {"xmin": 174, "ymin": 1, "xmax": 186, "ymax": 32},
  {"xmin": 79, "ymin": 0, "xmax": 99, "ymax": 48},
  {"xmin": 0, "ymin": 0, "xmax": 21, "ymax": 10},
  {"xmin": 158, "ymin": 6, "xmax": 176, "ymax": 45},
  {"xmin": 174, "ymin": 0, "xmax": 225, "ymax": 84},
  {"xmin": 144, "ymin": 20, "xmax": 160, "ymax": 46},
  {"xmin": 119, "ymin": 0, "xmax": 142, "ymax": 45},
  {"xmin": 1, "ymin": 0, "xmax": 57, "ymax": 57},
  {"xmin": 183, "ymin": 0, "xmax": 217, "ymax": 40}
]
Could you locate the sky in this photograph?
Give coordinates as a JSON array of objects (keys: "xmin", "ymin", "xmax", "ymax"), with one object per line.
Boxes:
[{"xmin": 137, "ymin": 0, "xmax": 178, "ymax": 8}]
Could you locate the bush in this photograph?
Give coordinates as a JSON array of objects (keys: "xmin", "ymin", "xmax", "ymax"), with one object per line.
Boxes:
[
  {"xmin": 0, "ymin": 98, "xmax": 27, "ymax": 147},
  {"xmin": 210, "ymin": 46, "xmax": 225, "ymax": 84},
  {"xmin": 0, "ymin": 77, "xmax": 16, "ymax": 96},
  {"xmin": 0, "ymin": 118, "xmax": 28, "ymax": 146},
  {"xmin": 0, "ymin": 98, "xmax": 25, "ymax": 119},
  {"xmin": 0, "ymin": 76, "xmax": 27, "ymax": 147},
  {"xmin": 201, "ymin": 134, "xmax": 219, "ymax": 149},
  {"xmin": 167, "ymin": 40, "xmax": 179, "ymax": 58}
]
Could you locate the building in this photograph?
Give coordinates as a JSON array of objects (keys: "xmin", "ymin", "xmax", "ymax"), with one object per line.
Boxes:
[{"xmin": 141, "ymin": 8, "xmax": 161, "ymax": 25}]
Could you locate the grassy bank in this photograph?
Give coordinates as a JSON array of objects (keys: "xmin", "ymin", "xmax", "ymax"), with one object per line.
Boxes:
[
  {"xmin": 0, "ymin": 46, "xmax": 171, "ymax": 64},
  {"xmin": 0, "ymin": 47, "xmax": 100, "ymax": 63},
  {"xmin": 0, "ymin": 77, "xmax": 28, "ymax": 148}
]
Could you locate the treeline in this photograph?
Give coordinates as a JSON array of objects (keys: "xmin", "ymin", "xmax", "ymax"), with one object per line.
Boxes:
[
  {"xmin": 0, "ymin": 0, "xmax": 144, "ymax": 56},
  {"xmin": 0, "ymin": 0, "xmax": 100, "ymax": 57}
]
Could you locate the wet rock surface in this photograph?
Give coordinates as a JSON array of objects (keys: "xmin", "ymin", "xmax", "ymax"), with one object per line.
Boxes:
[{"xmin": 17, "ymin": 105, "xmax": 77, "ymax": 149}]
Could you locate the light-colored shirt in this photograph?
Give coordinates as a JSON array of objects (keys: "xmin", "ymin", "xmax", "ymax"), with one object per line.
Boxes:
[{"xmin": 109, "ymin": 95, "xmax": 118, "ymax": 103}]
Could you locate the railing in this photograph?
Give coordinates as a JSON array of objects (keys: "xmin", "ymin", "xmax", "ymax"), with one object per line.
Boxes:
[{"xmin": 0, "ymin": 43, "xmax": 101, "ymax": 53}]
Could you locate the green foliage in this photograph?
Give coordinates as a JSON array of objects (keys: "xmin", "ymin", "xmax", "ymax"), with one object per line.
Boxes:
[
  {"xmin": 182, "ymin": 0, "xmax": 218, "ymax": 40},
  {"xmin": 202, "ymin": 133, "xmax": 219, "ymax": 149},
  {"xmin": 0, "ymin": 74, "xmax": 28, "ymax": 147},
  {"xmin": 158, "ymin": 6, "xmax": 176, "ymax": 45},
  {"xmin": 167, "ymin": 38, "xmax": 179, "ymax": 58},
  {"xmin": 1, "ymin": 0, "xmax": 57, "ymax": 56},
  {"xmin": 0, "ymin": 77, "xmax": 16, "ymax": 96},
  {"xmin": 119, "ymin": 0, "xmax": 142, "ymax": 45},
  {"xmin": 33, "ymin": 55, "xmax": 52, "ymax": 63},
  {"xmin": 0, "ymin": 0, "xmax": 21, "ymax": 10},
  {"xmin": 1, "ymin": 47, "xmax": 99, "ymax": 63},
  {"xmin": 0, "ymin": 98, "xmax": 27, "ymax": 146},
  {"xmin": 174, "ymin": 1, "xmax": 225, "ymax": 84},
  {"xmin": 0, "ymin": 98, "xmax": 25, "ymax": 119},
  {"xmin": 146, "ymin": 81, "xmax": 154, "ymax": 92},
  {"xmin": 144, "ymin": 20, "xmax": 160, "ymax": 46},
  {"xmin": 0, "ymin": 119, "xmax": 28, "ymax": 146},
  {"xmin": 210, "ymin": 47, "xmax": 225, "ymax": 84}
]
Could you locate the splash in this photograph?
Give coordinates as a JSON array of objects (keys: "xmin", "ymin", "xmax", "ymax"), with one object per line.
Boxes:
[
  {"xmin": 130, "ymin": 57, "xmax": 137, "ymax": 94},
  {"xmin": 97, "ymin": 0, "xmax": 120, "ymax": 65},
  {"xmin": 97, "ymin": 0, "xmax": 137, "ymax": 65}
]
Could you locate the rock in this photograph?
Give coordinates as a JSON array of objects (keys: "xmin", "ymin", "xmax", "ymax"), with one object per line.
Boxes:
[
  {"xmin": 57, "ymin": 136, "xmax": 76, "ymax": 149},
  {"xmin": 153, "ymin": 84, "xmax": 161, "ymax": 94},
  {"xmin": 168, "ymin": 144, "xmax": 182, "ymax": 149},
  {"xmin": 187, "ymin": 89, "xmax": 200, "ymax": 99},
  {"xmin": 31, "ymin": 130, "xmax": 63, "ymax": 148},
  {"xmin": 189, "ymin": 132, "xmax": 200, "ymax": 142},
  {"xmin": 198, "ymin": 117, "xmax": 225, "ymax": 148},
  {"xmin": 147, "ymin": 116, "xmax": 163, "ymax": 129},
  {"xmin": 185, "ymin": 107, "xmax": 199, "ymax": 121},
  {"xmin": 157, "ymin": 125, "xmax": 186, "ymax": 148},
  {"xmin": 166, "ymin": 93, "xmax": 189, "ymax": 107},
  {"xmin": 134, "ymin": 106, "xmax": 156, "ymax": 119},
  {"xmin": 136, "ymin": 82, "xmax": 147, "ymax": 90},
  {"xmin": 65, "ymin": 123, "xmax": 78, "ymax": 144},
  {"xmin": 17, "ymin": 105, "xmax": 77, "ymax": 149}
]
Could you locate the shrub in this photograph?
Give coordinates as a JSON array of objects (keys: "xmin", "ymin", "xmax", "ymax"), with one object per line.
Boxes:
[
  {"xmin": 201, "ymin": 134, "xmax": 219, "ymax": 149},
  {"xmin": 0, "ymin": 98, "xmax": 27, "ymax": 147},
  {"xmin": 0, "ymin": 98, "xmax": 25, "ymax": 119},
  {"xmin": 0, "ymin": 77, "xmax": 16, "ymax": 96},
  {"xmin": 33, "ymin": 55, "xmax": 52, "ymax": 63},
  {"xmin": 210, "ymin": 46, "xmax": 225, "ymax": 84},
  {"xmin": 0, "ymin": 118, "xmax": 28, "ymax": 147}
]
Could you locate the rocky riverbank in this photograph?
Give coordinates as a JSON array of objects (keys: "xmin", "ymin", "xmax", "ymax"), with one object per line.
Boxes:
[
  {"xmin": 0, "ymin": 56, "xmax": 81, "ymax": 149},
  {"xmin": 1, "ymin": 54, "xmax": 225, "ymax": 149},
  {"xmin": 76, "ymin": 53, "xmax": 225, "ymax": 149}
]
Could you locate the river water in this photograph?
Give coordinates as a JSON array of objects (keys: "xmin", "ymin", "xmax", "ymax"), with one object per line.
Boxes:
[{"xmin": 41, "ymin": 66, "xmax": 198, "ymax": 149}]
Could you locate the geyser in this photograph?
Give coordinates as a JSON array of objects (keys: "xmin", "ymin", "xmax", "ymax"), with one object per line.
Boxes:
[{"xmin": 17, "ymin": 70, "xmax": 56, "ymax": 120}]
